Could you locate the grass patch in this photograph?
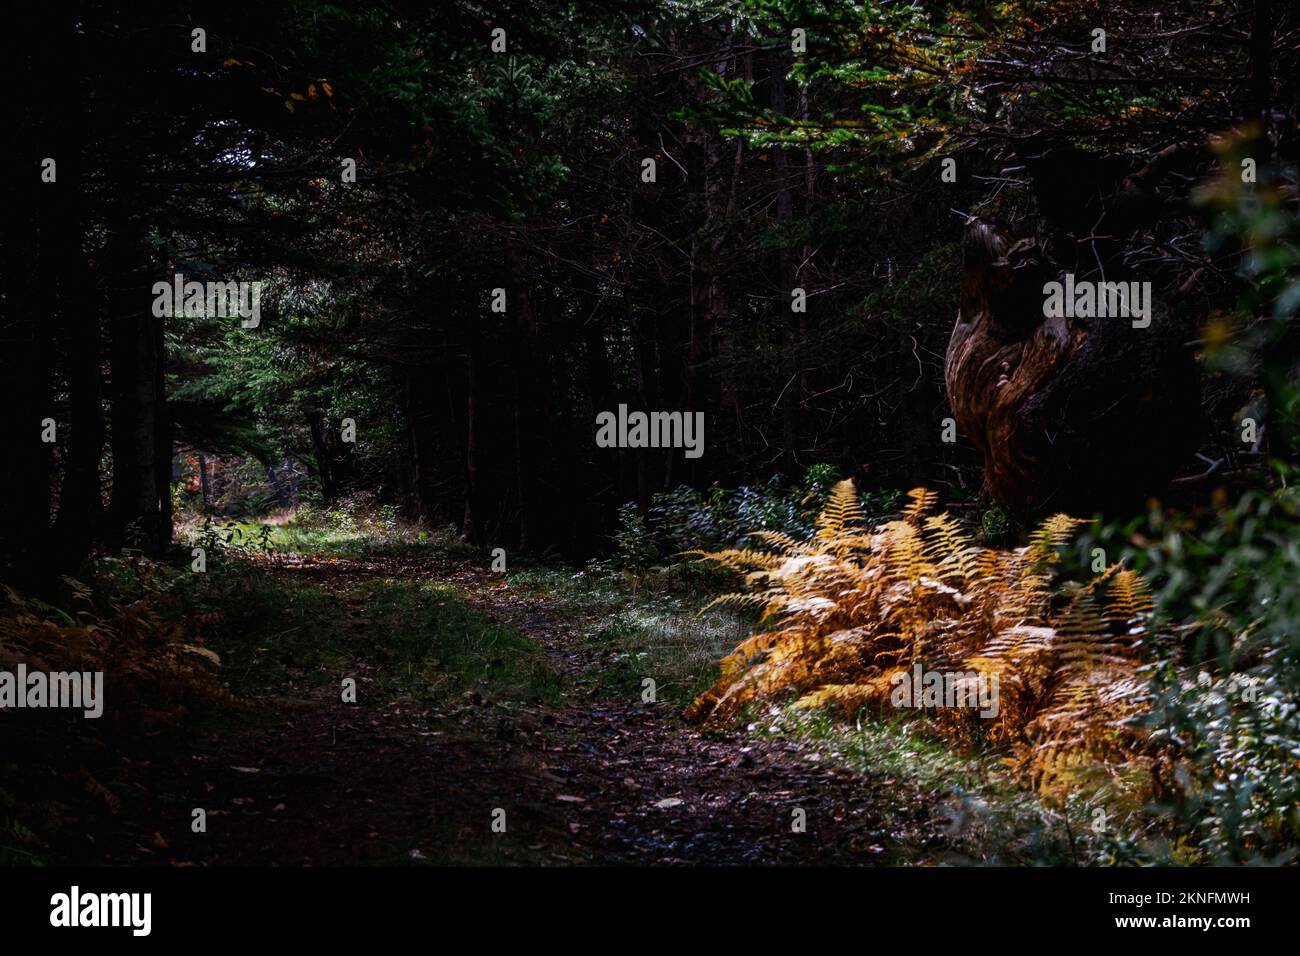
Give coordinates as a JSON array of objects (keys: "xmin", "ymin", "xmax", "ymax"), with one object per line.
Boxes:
[
  {"xmin": 504, "ymin": 565, "xmax": 750, "ymax": 706},
  {"xmin": 754, "ymin": 707, "xmax": 1134, "ymax": 865},
  {"xmin": 186, "ymin": 566, "xmax": 559, "ymax": 706},
  {"xmin": 504, "ymin": 566, "xmax": 631, "ymax": 615},
  {"xmin": 589, "ymin": 600, "xmax": 748, "ymax": 706},
  {"xmin": 179, "ymin": 511, "xmax": 478, "ymax": 564}
]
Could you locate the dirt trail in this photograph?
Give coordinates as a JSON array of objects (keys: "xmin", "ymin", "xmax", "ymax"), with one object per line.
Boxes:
[{"xmin": 113, "ymin": 555, "xmax": 944, "ymax": 866}]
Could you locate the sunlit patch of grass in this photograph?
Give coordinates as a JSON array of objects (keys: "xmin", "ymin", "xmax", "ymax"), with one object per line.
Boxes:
[
  {"xmin": 502, "ymin": 564, "xmax": 751, "ymax": 705},
  {"xmin": 755, "ymin": 707, "xmax": 1120, "ymax": 866},
  {"xmin": 355, "ymin": 579, "xmax": 563, "ymax": 704},
  {"xmin": 591, "ymin": 600, "xmax": 748, "ymax": 706},
  {"xmin": 184, "ymin": 568, "xmax": 559, "ymax": 705},
  {"xmin": 504, "ymin": 566, "xmax": 629, "ymax": 614},
  {"xmin": 178, "ymin": 512, "xmax": 476, "ymax": 563}
]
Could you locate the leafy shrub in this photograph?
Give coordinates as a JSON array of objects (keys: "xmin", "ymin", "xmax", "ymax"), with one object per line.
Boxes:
[
  {"xmin": 612, "ymin": 465, "xmax": 899, "ymax": 569},
  {"xmin": 1083, "ymin": 481, "xmax": 1300, "ymax": 862},
  {"xmin": 0, "ymin": 562, "xmax": 234, "ymax": 861},
  {"xmin": 194, "ymin": 515, "xmax": 274, "ymax": 567},
  {"xmin": 612, "ymin": 502, "xmax": 661, "ymax": 568}
]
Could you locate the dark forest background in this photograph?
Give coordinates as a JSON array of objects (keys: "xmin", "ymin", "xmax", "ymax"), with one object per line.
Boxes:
[{"xmin": 3, "ymin": 0, "xmax": 1298, "ymax": 573}]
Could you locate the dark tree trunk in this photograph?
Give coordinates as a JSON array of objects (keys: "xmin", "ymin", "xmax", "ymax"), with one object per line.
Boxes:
[
  {"xmin": 568, "ymin": 278, "xmax": 616, "ymax": 550},
  {"xmin": 50, "ymin": 204, "xmax": 105, "ymax": 567},
  {"xmin": 47, "ymin": 30, "xmax": 104, "ymax": 572},
  {"xmin": 106, "ymin": 213, "xmax": 164, "ymax": 556},
  {"xmin": 266, "ymin": 463, "xmax": 292, "ymax": 509},
  {"xmin": 505, "ymin": 244, "xmax": 558, "ymax": 549},
  {"xmin": 307, "ymin": 409, "xmax": 336, "ymax": 504},
  {"xmin": 0, "ymin": 149, "xmax": 53, "ymax": 585},
  {"xmin": 945, "ymin": 221, "xmax": 1198, "ymax": 516},
  {"xmin": 629, "ymin": 300, "xmax": 656, "ymax": 511},
  {"xmin": 403, "ymin": 370, "xmax": 438, "ymax": 523},
  {"xmin": 199, "ymin": 453, "xmax": 212, "ymax": 507},
  {"xmin": 463, "ymin": 328, "xmax": 485, "ymax": 544},
  {"xmin": 771, "ymin": 48, "xmax": 801, "ymax": 472},
  {"xmin": 154, "ymin": 298, "xmax": 172, "ymax": 551}
]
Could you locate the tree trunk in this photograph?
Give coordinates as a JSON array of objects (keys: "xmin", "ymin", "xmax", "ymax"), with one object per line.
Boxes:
[
  {"xmin": 106, "ymin": 214, "xmax": 164, "ymax": 556},
  {"xmin": 307, "ymin": 409, "xmax": 336, "ymax": 504},
  {"xmin": 771, "ymin": 49, "xmax": 801, "ymax": 471},
  {"xmin": 199, "ymin": 453, "xmax": 212, "ymax": 507},
  {"xmin": 0, "ymin": 144, "xmax": 53, "ymax": 585},
  {"xmin": 945, "ymin": 221, "xmax": 1198, "ymax": 515},
  {"xmin": 403, "ymin": 370, "xmax": 438, "ymax": 523},
  {"xmin": 47, "ymin": 39, "xmax": 104, "ymax": 571},
  {"xmin": 463, "ymin": 329, "xmax": 485, "ymax": 544}
]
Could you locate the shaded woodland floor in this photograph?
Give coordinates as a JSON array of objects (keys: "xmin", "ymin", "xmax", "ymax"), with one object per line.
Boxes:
[
  {"xmin": 90, "ymin": 554, "xmax": 926, "ymax": 864},
  {"xmin": 46, "ymin": 540, "xmax": 1080, "ymax": 867}
]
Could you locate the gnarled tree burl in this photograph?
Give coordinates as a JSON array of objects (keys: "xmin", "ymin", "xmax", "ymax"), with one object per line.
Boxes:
[{"xmin": 945, "ymin": 219, "xmax": 1199, "ymax": 516}]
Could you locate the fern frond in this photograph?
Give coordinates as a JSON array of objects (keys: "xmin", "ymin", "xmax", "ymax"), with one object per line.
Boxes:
[
  {"xmin": 743, "ymin": 529, "xmax": 808, "ymax": 555},
  {"xmin": 1026, "ymin": 513, "xmax": 1087, "ymax": 564},
  {"xmin": 903, "ymin": 487, "xmax": 939, "ymax": 523},
  {"xmin": 815, "ymin": 479, "xmax": 865, "ymax": 540},
  {"xmin": 1104, "ymin": 567, "xmax": 1154, "ymax": 637}
]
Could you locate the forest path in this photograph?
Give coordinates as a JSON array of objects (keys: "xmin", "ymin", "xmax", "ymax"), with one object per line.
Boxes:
[{"xmin": 118, "ymin": 551, "xmax": 947, "ymax": 866}]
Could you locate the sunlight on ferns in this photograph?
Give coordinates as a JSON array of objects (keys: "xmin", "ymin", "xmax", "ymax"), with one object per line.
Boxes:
[{"xmin": 686, "ymin": 480, "xmax": 1155, "ymax": 801}]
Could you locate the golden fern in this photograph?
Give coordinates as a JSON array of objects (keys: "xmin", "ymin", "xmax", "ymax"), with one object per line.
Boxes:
[
  {"xmin": 1104, "ymin": 568, "xmax": 1154, "ymax": 636},
  {"xmin": 1026, "ymin": 513, "xmax": 1087, "ymax": 563},
  {"xmin": 903, "ymin": 487, "xmax": 940, "ymax": 523},
  {"xmin": 815, "ymin": 479, "xmax": 866, "ymax": 540},
  {"xmin": 688, "ymin": 483, "xmax": 1152, "ymax": 800},
  {"xmin": 743, "ymin": 529, "xmax": 808, "ymax": 556}
]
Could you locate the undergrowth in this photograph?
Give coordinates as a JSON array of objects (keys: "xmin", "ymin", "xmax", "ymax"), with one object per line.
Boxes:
[
  {"xmin": 0, "ymin": 561, "xmax": 232, "ymax": 864},
  {"xmin": 687, "ymin": 481, "xmax": 1156, "ymax": 806}
]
